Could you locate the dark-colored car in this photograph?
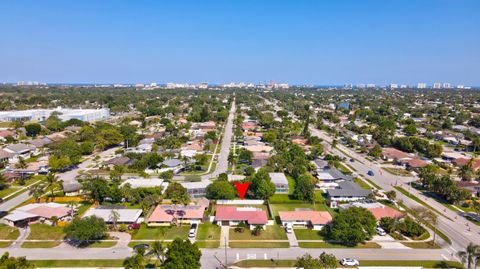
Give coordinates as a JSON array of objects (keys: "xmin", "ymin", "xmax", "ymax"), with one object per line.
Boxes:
[{"xmin": 367, "ymin": 170, "xmax": 374, "ymax": 176}]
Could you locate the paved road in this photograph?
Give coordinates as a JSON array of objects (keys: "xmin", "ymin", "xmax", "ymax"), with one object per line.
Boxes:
[
  {"xmin": 0, "ymin": 246, "xmax": 450, "ymax": 269},
  {"xmin": 202, "ymin": 100, "xmax": 235, "ymax": 181},
  {"xmin": 0, "ymin": 146, "xmax": 120, "ymax": 212},
  {"xmin": 310, "ymin": 127, "xmax": 480, "ymax": 255}
]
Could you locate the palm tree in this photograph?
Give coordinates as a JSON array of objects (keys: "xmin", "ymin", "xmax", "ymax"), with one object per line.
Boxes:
[
  {"xmin": 110, "ymin": 210, "xmax": 120, "ymax": 230},
  {"xmin": 28, "ymin": 183, "xmax": 45, "ymax": 203},
  {"xmin": 176, "ymin": 210, "xmax": 186, "ymax": 227},
  {"xmin": 457, "ymin": 243, "xmax": 480, "ymax": 269},
  {"xmin": 15, "ymin": 156, "xmax": 28, "ymax": 169},
  {"xmin": 148, "ymin": 241, "xmax": 165, "ymax": 264},
  {"xmin": 123, "ymin": 253, "xmax": 146, "ymax": 269},
  {"xmin": 45, "ymin": 173, "xmax": 63, "ymax": 202},
  {"xmin": 50, "ymin": 216, "xmax": 58, "ymax": 227}
]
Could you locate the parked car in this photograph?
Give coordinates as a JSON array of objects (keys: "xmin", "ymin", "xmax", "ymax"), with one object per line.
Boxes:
[
  {"xmin": 189, "ymin": 223, "xmax": 198, "ymax": 238},
  {"xmin": 128, "ymin": 223, "xmax": 141, "ymax": 230},
  {"xmin": 285, "ymin": 223, "xmax": 293, "ymax": 234},
  {"xmin": 350, "ymin": 158, "xmax": 355, "ymax": 162},
  {"xmin": 367, "ymin": 170, "xmax": 374, "ymax": 176},
  {"xmin": 375, "ymin": 227, "xmax": 387, "ymax": 236},
  {"xmin": 340, "ymin": 258, "xmax": 359, "ymax": 266}
]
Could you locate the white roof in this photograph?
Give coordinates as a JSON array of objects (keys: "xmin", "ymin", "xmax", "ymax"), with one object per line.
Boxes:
[
  {"xmin": 268, "ymin": 173, "xmax": 288, "ymax": 185},
  {"xmin": 83, "ymin": 208, "xmax": 142, "ymax": 223},
  {"xmin": 227, "ymin": 174, "xmax": 246, "ymax": 181},
  {"xmin": 4, "ymin": 211, "xmax": 38, "ymax": 222},
  {"xmin": 16, "ymin": 202, "xmax": 66, "ymax": 211},
  {"xmin": 120, "ymin": 177, "xmax": 168, "ymax": 190},
  {"xmin": 180, "ymin": 181, "xmax": 210, "ymax": 189}
]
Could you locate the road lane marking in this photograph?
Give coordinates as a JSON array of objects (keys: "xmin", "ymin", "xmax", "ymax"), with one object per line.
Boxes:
[
  {"xmin": 247, "ymin": 254, "xmax": 256, "ymax": 259},
  {"xmin": 441, "ymin": 254, "xmax": 448, "ymax": 260},
  {"xmin": 236, "ymin": 253, "xmax": 239, "ymax": 260},
  {"xmin": 264, "ymin": 253, "xmax": 267, "ymax": 260}
]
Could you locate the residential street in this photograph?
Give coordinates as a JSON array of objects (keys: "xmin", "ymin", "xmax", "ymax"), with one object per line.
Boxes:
[{"xmin": 310, "ymin": 127, "xmax": 480, "ymax": 255}]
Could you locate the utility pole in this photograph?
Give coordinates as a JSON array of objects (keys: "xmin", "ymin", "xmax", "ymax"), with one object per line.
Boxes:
[{"xmin": 224, "ymin": 236, "xmax": 228, "ymax": 267}]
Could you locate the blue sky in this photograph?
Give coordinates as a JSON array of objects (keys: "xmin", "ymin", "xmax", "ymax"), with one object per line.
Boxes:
[{"xmin": 0, "ymin": 0, "xmax": 479, "ymax": 85}]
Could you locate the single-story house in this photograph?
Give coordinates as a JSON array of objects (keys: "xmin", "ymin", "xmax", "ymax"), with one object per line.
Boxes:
[
  {"xmin": 316, "ymin": 168, "xmax": 352, "ymax": 189},
  {"xmin": 250, "ymin": 159, "xmax": 268, "ymax": 171},
  {"xmin": 244, "ymin": 145, "xmax": 273, "ymax": 153},
  {"xmin": 0, "ymin": 149, "xmax": 15, "ymax": 164},
  {"xmin": 326, "ymin": 181, "xmax": 372, "ymax": 202},
  {"xmin": 214, "ymin": 206, "xmax": 268, "ymax": 229},
  {"xmin": 367, "ymin": 206, "xmax": 404, "ymax": 221},
  {"xmin": 62, "ymin": 182, "xmax": 82, "ymax": 196},
  {"xmin": 312, "ymin": 159, "xmax": 330, "ymax": 170},
  {"xmin": 146, "ymin": 205, "xmax": 205, "ymax": 226},
  {"xmin": 159, "ymin": 158, "xmax": 184, "ymax": 174},
  {"xmin": 120, "ymin": 177, "xmax": 169, "ymax": 191},
  {"xmin": 381, "ymin": 148, "xmax": 412, "ymax": 162},
  {"xmin": 83, "ymin": 207, "xmax": 142, "ymax": 224},
  {"xmin": 3, "ymin": 143, "xmax": 37, "ymax": 162},
  {"xmin": 26, "ymin": 137, "xmax": 52, "ymax": 148},
  {"xmin": 3, "ymin": 203, "xmax": 72, "ymax": 227},
  {"xmin": 279, "ymin": 210, "xmax": 332, "ymax": 230},
  {"xmin": 180, "ymin": 181, "xmax": 209, "ymax": 198},
  {"xmin": 269, "ymin": 173, "xmax": 289, "ymax": 193},
  {"xmin": 105, "ymin": 156, "xmax": 131, "ymax": 167},
  {"xmin": 457, "ymin": 181, "xmax": 480, "ymax": 197},
  {"xmin": 228, "ymin": 174, "xmax": 246, "ymax": 182},
  {"xmin": 453, "ymin": 158, "xmax": 480, "ymax": 171}
]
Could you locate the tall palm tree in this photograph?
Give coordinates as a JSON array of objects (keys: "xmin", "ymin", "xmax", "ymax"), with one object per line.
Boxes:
[
  {"xmin": 148, "ymin": 241, "xmax": 165, "ymax": 264},
  {"xmin": 109, "ymin": 210, "xmax": 120, "ymax": 230},
  {"xmin": 123, "ymin": 253, "xmax": 146, "ymax": 269},
  {"xmin": 45, "ymin": 173, "xmax": 63, "ymax": 202},
  {"xmin": 457, "ymin": 243, "xmax": 480, "ymax": 269},
  {"xmin": 28, "ymin": 183, "xmax": 45, "ymax": 203},
  {"xmin": 67, "ymin": 201, "xmax": 78, "ymax": 218}
]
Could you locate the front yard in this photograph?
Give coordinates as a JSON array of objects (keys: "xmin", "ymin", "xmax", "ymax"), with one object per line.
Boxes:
[
  {"xmin": 294, "ymin": 228, "xmax": 324, "ymax": 240},
  {"xmin": 22, "ymin": 223, "xmax": 65, "ymax": 248},
  {"xmin": 0, "ymin": 224, "xmax": 20, "ymax": 247},
  {"xmin": 131, "ymin": 224, "xmax": 189, "ymax": 240},
  {"xmin": 229, "ymin": 225, "xmax": 287, "ymax": 240}
]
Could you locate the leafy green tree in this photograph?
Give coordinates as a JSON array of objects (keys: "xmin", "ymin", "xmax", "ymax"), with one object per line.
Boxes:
[
  {"xmin": 248, "ymin": 169, "xmax": 275, "ymax": 200},
  {"xmin": 25, "ymin": 123, "xmax": 42, "ymax": 137},
  {"xmin": 252, "ymin": 225, "xmax": 263, "ymax": 236},
  {"xmin": 163, "ymin": 238, "xmax": 201, "ymax": 269},
  {"xmin": 403, "ymin": 123, "xmax": 417, "ymax": 136},
  {"xmin": 80, "ymin": 141, "xmax": 94, "ymax": 155},
  {"xmin": 238, "ymin": 149, "xmax": 253, "ymax": 165},
  {"xmin": 164, "ymin": 182, "xmax": 190, "ymax": 205},
  {"xmin": 0, "ymin": 252, "xmax": 34, "ymax": 269},
  {"xmin": 294, "ymin": 253, "xmax": 321, "ymax": 269},
  {"xmin": 206, "ymin": 180, "xmax": 236, "ymax": 200},
  {"xmin": 81, "ymin": 176, "xmax": 110, "ymax": 203},
  {"xmin": 48, "ymin": 155, "xmax": 72, "ymax": 171},
  {"xmin": 368, "ymin": 144, "xmax": 382, "ymax": 158},
  {"xmin": 319, "ymin": 252, "xmax": 337, "ymax": 269},
  {"xmin": 292, "ymin": 174, "xmax": 315, "ymax": 202},
  {"xmin": 64, "ymin": 216, "xmax": 107, "ymax": 243},
  {"xmin": 327, "ymin": 207, "xmax": 376, "ymax": 246},
  {"xmin": 45, "ymin": 113, "xmax": 63, "ymax": 131}
]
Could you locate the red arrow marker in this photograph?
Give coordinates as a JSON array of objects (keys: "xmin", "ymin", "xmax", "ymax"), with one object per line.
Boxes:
[{"xmin": 234, "ymin": 181, "xmax": 250, "ymax": 200}]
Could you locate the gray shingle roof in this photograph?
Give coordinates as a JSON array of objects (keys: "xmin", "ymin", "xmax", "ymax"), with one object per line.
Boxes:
[{"xmin": 327, "ymin": 181, "xmax": 371, "ymax": 197}]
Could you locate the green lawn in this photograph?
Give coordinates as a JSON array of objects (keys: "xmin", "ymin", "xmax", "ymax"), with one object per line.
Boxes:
[
  {"xmin": 382, "ymin": 167, "xmax": 411, "ymax": 177},
  {"xmin": 0, "ymin": 224, "xmax": 20, "ymax": 240},
  {"xmin": 21, "ymin": 224, "xmax": 65, "ymax": 248},
  {"xmin": 394, "ymin": 186, "xmax": 448, "ymax": 219},
  {"xmin": 131, "ymin": 224, "xmax": 189, "ymax": 240},
  {"xmin": 354, "ymin": 177, "xmax": 373, "ymax": 190},
  {"xmin": 0, "ymin": 242, "xmax": 13, "ymax": 248},
  {"xmin": 229, "ymin": 242, "xmax": 289, "ymax": 248},
  {"xmin": 229, "ymin": 225, "xmax": 287, "ymax": 240},
  {"xmin": 402, "ymin": 241, "xmax": 441, "ymax": 249},
  {"xmin": 75, "ymin": 202, "xmax": 92, "ymax": 217},
  {"xmin": 32, "ymin": 260, "xmax": 125, "ymax": 267},
  {"xmin": 361, "ymin": 176, "xmax": 382, "ymax": 190},
  {"xmin": 0, "ymin": 187, "xmax": 18, "ymax": 198},
  {"xmin": 196, "ymin": 223, "xmax": 221, "ymax": 240},
  {"xmin": 270, "ymin": 203, "xmax": 328, "ymax": 218},
  {"xmin": 298, "ymin": 241, "xmax": 381, "ymax": 248},
  {"xmin": 85, "ymin": 240, "xmax": 117, "ymax": 248},
  {"xmin": 293, "ymin": 228, "xmax": 324, "ymax": 240},
  {"xmin": 195, "ymin": 241, "xmax": 220, "ymax": 248},
  {"xmin": 234, "ymin": 260, "xmax": 464, "ymax": 268}
]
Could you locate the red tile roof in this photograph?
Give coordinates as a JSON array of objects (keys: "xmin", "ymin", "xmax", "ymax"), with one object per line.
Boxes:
[
  {"xmin": 367, "ymin": 207, "xmax": 404, "ymax": 221},
  {"xmin": 279, "ymin": 211, "xmax": 332, "ymax": 225},
  {"xmin": 215, "ymin": 206, "xmax": 268, "ymax": 225},
  {"xmin": 382, "ymin": 148, "xmax": 411, "ymax": 160}
]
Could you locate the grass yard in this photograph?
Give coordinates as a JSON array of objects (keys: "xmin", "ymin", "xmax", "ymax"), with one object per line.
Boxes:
[
  {"xmin": 0, "ymin": 224, "xmax": 20, "ymax": 240},
  {"xmin": 394, "ymin": 186, "xmax": 447, "ymax": 219},
  {"xmin": 382, "ymin": 167, "xmax": 411, "ymax": 177},
  {"xmin": 361, "ymin": 176, "xmax": 382, "ymax": 190},
  {"xmin": 298, "ymin": 241, "xmax": 381, "ymax": 248},
  {"xmin": 270, "ymin": 203, "xmax": 328, "ymax": 219},
  {"xmin": 293, "ymin": 228, "xmax": 324, "ymax": 240},
  {"xmin": 85, "ymin": 240, "xmax": 117, "ymax": 248},
  {"xmin": 0, "ymin": 187, "xmax": 19, "ymax": 198},
  {"xmin": 354, "ymin": 177, "xmax": 373, "ymax": 190},
  {"xmin": 234, "ymin": 260, "xmax": 463, "ymax": 268},
  {"xmin": 32, "ymin": 260, "xmax": 125, "ymax": 267},
  {"xmin": 229, "ymin": 225, "xmax": 287, "ymax": 240},
  {"xmin": 195, "ymin": 241, "xmax": 220, "ymax": 248},
  {"xmin": 229, "ymin": 242, "xmax": 289, "ymax": 248},
  {"xmin": 402, "ymin": 241, "xmax": 441, "ymax": 249},
  {"xmin": 21, "ymin": 223, "xmax": 65, "ymax": 248},
  {"xmin": 75, "ymin": 202, "xmax": 93, "ymax": 217},
  {"xmin": 131, "ymin": 224, "xmax": 189, "ymax": 240},
  {"xmin": 0, "ymin": 242, "xmax": 13, "ymax": 248},
  {"xmin": 196, "ymin": 223, "xmax": 221, "ymax": 240}
]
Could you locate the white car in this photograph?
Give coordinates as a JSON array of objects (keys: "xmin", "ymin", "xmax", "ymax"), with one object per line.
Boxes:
[
  {"xmin": 188, "ymin": 223, "xmax": 198, "ymax": 238},
  {"xmin": 375, "ymin": 227, "xmax": 387, "ymax": 236},
  {"xmin": 340, "ymin": 258, "xmax": 359, "ymax": 266},
  {"xmin": 285, "ymin": 224, "xmax": 293, "ymax": 234}
]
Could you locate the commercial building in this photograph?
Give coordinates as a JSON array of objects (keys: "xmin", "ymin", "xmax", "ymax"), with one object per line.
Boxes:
[{"xmin": 0, "ymin": 108, "xmax": 110, "ymax": 122}]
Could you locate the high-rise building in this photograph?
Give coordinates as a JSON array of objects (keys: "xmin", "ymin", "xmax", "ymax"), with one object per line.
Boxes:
[
  {"xmin": 433, "ymin": 83, "xmax": 441, "ymax": 89},
  {"xmin": 443, "ymin": 83, "xmax": 451, "ymax": 89},
  {"xmin": 389, "ymin": 84, "xmax": 398, "ymax": 89},
  {"xmin": 457, "ymin": 85, "xmax": 464, "ymax": 89},
  {"xmin": 417, "ymin": 83, "xmax": 427, "ymax": 89}
]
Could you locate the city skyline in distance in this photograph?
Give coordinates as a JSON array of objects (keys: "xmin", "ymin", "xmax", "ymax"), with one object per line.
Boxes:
[{"xmin": 0, "ymin": 0, "xmax": 479, "ymax": 85}]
